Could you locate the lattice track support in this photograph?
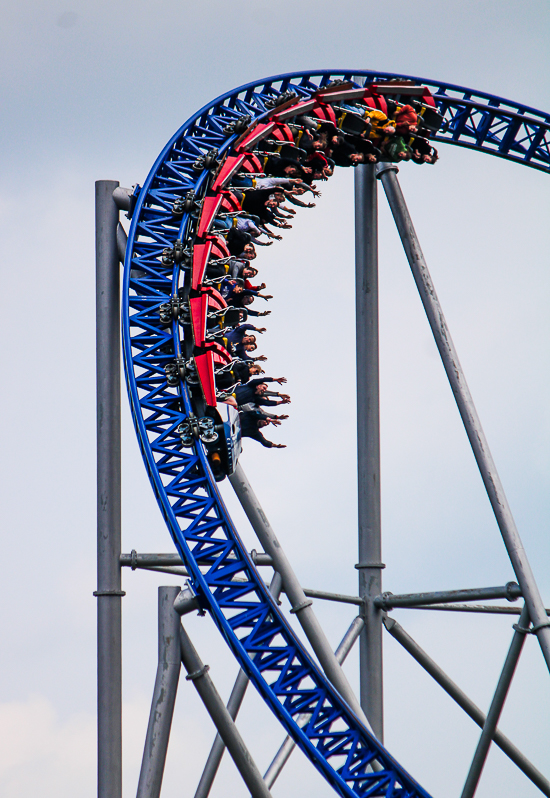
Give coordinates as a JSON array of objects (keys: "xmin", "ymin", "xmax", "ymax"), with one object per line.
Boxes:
[
  {"xmin": 193, "ymin": 572, "xmax": 283, "ymax": 798},
  {"xmin": 228, "ymin": 464, "xmax": 373, "ymax": 731}
]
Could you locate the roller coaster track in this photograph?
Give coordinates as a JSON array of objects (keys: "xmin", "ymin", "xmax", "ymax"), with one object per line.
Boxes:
[{"xmin": 122, "ymin": 70, "xmax": 550, "ymax": 798}]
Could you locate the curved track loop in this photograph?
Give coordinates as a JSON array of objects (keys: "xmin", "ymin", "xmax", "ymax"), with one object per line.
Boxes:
[{"xmin": 122, "ymin": 71, "xmax": 549, "ymax": 798}]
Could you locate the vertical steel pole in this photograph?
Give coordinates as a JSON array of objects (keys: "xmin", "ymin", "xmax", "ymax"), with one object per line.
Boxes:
[
  {"xmin": 355, "ymin": 163, "xmax": 384, "ymax": 741},
  {"xmin": 137, "ymin": 586, "xmax": 182, "ymax": 798},
  {"xmin": 378, "ymin": 166, "xmax": 550, "ymax": 673},
  {"xmin": 96, "ymin": 180, "xmax": 123, "ymax": 798},
  {"xmin": 460, "ymin": 604, "xmax": 531, "ymax": 798}
]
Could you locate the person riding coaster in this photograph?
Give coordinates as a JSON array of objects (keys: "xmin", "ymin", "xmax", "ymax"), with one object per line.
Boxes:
[{"xmin": 176, "ymin": 80, "xmax": 440, "ymax": 477}]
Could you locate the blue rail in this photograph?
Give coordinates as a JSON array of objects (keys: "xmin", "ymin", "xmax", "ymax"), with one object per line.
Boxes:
[{"xmin": 122, "ymin": 71, "xmax": 549, "ymax": 798}]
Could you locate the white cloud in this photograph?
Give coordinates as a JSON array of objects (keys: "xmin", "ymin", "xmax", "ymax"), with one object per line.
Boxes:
[{"xmin": 0, "ymin": 696, "xmax": 95, "ymax": 798}]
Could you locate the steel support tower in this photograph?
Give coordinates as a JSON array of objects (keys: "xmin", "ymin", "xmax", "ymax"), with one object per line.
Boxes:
[{"xmin": 95, "ymin": 70, "xmax": 550, "ymax": 798}]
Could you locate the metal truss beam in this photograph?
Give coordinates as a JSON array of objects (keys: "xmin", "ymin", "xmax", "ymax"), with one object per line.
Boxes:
[
  {"xmin": 413, "ymin": 604, "xmax": 550, "ymax": 616},
  {"xmin": 301, "ymin": 589, "xmax": 364, "ymax": 606},
  {"xmin": 120, "ymin": 551, "xmax": 273, "ymax": 568},
  {"xmin": 121, "ymin": 72, "xmax": 550, "ymax": 798},
  {"xmin": 122, "ymin": 559, "xmax": 363, "ymax": 605},
  {"xmin": 194, "ymin": 669, "xmax": 252, "ymax": 798},
  {"xmin": 264, "ymin": 615, "xmax": 365, "ymax": 788},
  {"xmin": 193, "ymin": 573, "xmax": 283, "ymax": 798},
  {"xmin": 229, "ymin": 464, "xmax": 372, "ymax": 732}
]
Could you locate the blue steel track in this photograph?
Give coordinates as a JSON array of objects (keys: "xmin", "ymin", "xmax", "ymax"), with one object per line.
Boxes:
[{"xmin": 122, "ymin": 71, "xmax": 550, "ymax": 798}]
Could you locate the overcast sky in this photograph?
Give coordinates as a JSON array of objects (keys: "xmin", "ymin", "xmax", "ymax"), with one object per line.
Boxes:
[{"xmin": 0, "ymin": 2, "xmax": 549, "ymax": 798}]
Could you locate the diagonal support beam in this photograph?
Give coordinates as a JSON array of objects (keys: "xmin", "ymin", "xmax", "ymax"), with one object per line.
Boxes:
[
  {"xmin": 179, "ymin": 623, "xmax": 273, "ymax": 798},
  {"xmin": 384, "ymin": 615, "xmax": 550, "ymax": 795},
  {"xmin": 460, "ymin": 603, "xmax": 531, "ymax": 798},
  {"xmin": 194, "ymin": 669, "xmax": 251, "ymax": 798},
  {"xmin": 377, "ymin": 164, "xmax": 550, "ymax": 673}
]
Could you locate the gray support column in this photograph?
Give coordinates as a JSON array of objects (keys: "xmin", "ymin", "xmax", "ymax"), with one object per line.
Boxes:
[
  {"xmin": 95, "ymin": 180, "xmax": 123, "ymax": 798},
  {"xmin": 461, "ymin": 604, "xmax": 531, "ymax": 798},
  {"xmin": 355, "ymin": 162, "xmax": 384, "ymax": 741},
  {"xmin": 229, "ymin": 465, "xmax": 373, "ymax": 732},
  {"xmin": 137, "ymin": 587, "xmax": 182, "ymax": 798},
  {"xmin": 194, "ymin": 670, "xmax": 251, "ymax": 798},
  {"xmin": 264, "ymin": 615, "xmax": 365, "ymax": 788},
  {"xmin": 384, "ymin": 616, "xmax": 550, "ymax": 795},
  {"xmin": 374, "ymin": 582, "xmax": 522, "ymax": 609},
  {"xmin": 194, "ymin": 573, "xmax": 283, "ymax": 798},
  {"xmin": 415, "ymin": 604, "xmax": 550, "ymax": 616},
  {"xmin": 179, "ymin": 625, "xmax": 273, "ymax": 798},
  {"xmin": 378, "ymin": 165, "xmax": 550, "ymax": 673}
]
